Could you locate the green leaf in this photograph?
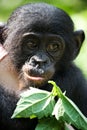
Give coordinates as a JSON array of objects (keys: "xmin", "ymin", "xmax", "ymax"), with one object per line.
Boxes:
[
  {"xmin": 48, "ymin": 80, "xmax": 63, "ymax": 98},
  {"xmin": 50, "ymin": 81, "xmax": 87, "ymax": 130},
  {"xmin": 12, "ymin": 80, "xmax": 87, "ymax": 130},
  {"xmin": 52, "ymin": 98, "xmax": 65, "ymax": 120},
  {"xmin": 35, "ymin": 117, "xmax": 64, "ymax": 130},
  {"xmin": 62, "ymin": 95, "xmax": 87, "ymax": 130},
  {"xmin": 11, "ymin": 87, "xmax": 55, "ymax": 119}
]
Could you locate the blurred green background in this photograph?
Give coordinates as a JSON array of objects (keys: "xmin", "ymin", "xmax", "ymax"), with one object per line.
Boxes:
[{"xmin": 0, "ymin": 0, "xmax": 87, "ymax": 77}]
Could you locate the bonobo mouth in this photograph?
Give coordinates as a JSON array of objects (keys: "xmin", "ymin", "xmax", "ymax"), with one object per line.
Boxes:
[
  {"xmin": 24, "ymin": 72, "xmax": 44, "ymax": 81},
  {"xmin": 22, "ymin": 64, "xmax": 54, "ymax": 86},
  {"xmin": 24, "ymin": 68, "xmax": 45, "ymax": 82}
]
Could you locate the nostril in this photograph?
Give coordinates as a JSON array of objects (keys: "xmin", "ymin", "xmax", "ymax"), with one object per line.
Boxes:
[
  {"xmin": 29, "ymin": 58, "xmax": 36, "ymax": 66},
  {"xmin": 29, "ymin": 58, "xmax": 42, "ymax": 67},
  {"xmin": 44, "ymin": 60, "xmax": 48, "ymax": 64}
]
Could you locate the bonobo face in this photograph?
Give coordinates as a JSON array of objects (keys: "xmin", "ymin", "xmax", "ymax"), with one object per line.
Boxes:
[
  {"xmin": 7, "ymin": 32, "xmax": 65, "ymax": 88},
  {"xmin": 20, "ymin": 32, "xmax": 65, "ymax": 87}
]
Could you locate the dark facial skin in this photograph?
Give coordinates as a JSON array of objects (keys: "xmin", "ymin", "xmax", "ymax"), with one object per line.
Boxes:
[
  {"xmin": 20, "ymin": 33, "xmax": 65, "ymax": 87},
  {"xmin": 6, "ymin": 32, "xmax": 65, "ymax": 88}
]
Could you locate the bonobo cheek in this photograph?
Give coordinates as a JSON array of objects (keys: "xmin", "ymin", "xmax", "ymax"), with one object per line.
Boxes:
[{"xmin": 20, "ymin": 62, "xmax": 55, "ymax": 87}]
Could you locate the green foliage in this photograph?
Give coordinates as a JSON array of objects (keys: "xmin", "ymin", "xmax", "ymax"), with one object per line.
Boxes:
[
  {"xmin": 50, "ymin": 81, "xmax": 87, "ymax": 130},
  {"xmin": 12, "ymin": 81, "xmax": 87, "ymax": 130},
  {"xmin": 35, "ymin": 117, "xmax": 64, "ymax": 130},
  {"xmin": 12, "ymin": 88, "xmax": 55, "ymax": 119}
]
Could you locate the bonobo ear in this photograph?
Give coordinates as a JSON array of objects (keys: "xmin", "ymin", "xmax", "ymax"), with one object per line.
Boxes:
[{"xmin": 73, "ymin": 30, "xmax": 85, "ymax": 58}]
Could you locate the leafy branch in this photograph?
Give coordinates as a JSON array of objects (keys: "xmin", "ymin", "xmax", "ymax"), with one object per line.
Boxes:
[{"xmin": 12, "ymin": 81, "xmax": 87, "ymax": 130}]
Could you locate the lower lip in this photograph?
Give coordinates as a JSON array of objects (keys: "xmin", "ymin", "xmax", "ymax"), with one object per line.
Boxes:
[{"xmin": 24, "ymin": 72, "xmax": 44, "ymax": 81}]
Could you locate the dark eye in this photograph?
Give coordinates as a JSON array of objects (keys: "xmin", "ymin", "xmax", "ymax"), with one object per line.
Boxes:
[
  {"xmin": 47, "ymin": 42, "xmax": 60, "ymax": 52},
  {"xmin": 27, "ymin": 41, "xmax": 38, "ymax": 50}
]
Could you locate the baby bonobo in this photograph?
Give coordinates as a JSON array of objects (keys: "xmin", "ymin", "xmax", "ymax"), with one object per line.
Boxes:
[{"xmin": 0, "ymin": 2, "xmax": 87, "ymax": 130}]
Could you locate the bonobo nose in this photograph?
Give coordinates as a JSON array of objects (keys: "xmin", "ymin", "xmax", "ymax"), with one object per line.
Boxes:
[{"xmin": 29, "ymin": 56, "xmax": 48, "ymax": 67}]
